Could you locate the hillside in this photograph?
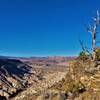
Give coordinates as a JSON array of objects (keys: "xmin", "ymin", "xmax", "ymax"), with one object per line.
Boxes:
[
  {"xmin": 0, "ymin": 58, "xmax": 33, "ymax": 99},
  {"xmin": 48, "ymin": 59, "xmax": 100, "ymax": 100}
]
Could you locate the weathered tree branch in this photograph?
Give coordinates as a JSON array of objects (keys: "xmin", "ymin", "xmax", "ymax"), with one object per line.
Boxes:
[
  {"xmin": 79, "ymin": 39, "xmax": 92, "ymax": 55},
  {"xmin": 87, "ymin": 10, "xmax": 100, "ymax": 61}
]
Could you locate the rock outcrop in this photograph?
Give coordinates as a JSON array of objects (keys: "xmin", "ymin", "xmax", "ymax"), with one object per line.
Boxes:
[
  {"xmin": 0, "ymin": 59, "xmax": 31, "ymax": 99},
  {"xmin": 51, "ymin": 59, "xmax": 100, "ymax": 100}
]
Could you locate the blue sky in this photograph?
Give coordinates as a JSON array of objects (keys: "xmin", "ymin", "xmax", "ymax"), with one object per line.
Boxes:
[{"xmin": 0, "ymin": 0, "xmax": 100, "ymax": 57}]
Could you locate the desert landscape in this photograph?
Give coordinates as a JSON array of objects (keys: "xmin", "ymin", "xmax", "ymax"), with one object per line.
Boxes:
[
  {"xmin": 0, "ymin": 49, "xmax": 100, "ymax": 100},
  {"xmin": 0, "ymin": 0, "xmax": 100, "ymax": 100},
  {"xmin": 0, "ymin": 56, "xmax": 74, "ymax": 100}
]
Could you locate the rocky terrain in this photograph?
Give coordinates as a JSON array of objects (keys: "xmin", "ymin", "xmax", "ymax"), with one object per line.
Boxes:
[
  {"xmin": 0, "ymin": 56, "xmax": 70, "ymax": 100},
  {"xmin": 0, "ymin": 58, "xmax": 33, "ymax": 99},
  {"xmin": 1, "ymin": 55, "xmax": 100, "ymax": 100},
  {"xmin": 12, "ymin": 57, "xmax": 100, "ymax": 100},
  {"xmin": 49, "ymin": 59, "xmax": 100, "ymax": 100},
  {"xmin": 11, "ymin": 58, "xmax": 69, "ymax": 100},
  {"xmin": 12, "ymin": 71, "xmax": 67, "ymax": 100}
]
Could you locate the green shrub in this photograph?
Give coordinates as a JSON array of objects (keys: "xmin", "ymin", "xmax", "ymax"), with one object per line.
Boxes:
[
  {"xmin": 78, "ymin": 51, "xmax": 89, "ymax": 61},
  {"xmin": 95, "ymin": 48, "xmax": 100, "ymax": 61}
]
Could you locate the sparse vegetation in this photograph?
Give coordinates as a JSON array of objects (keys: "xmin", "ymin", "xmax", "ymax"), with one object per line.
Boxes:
[
  {"xmin": 95, "ymin": 48, "xmax": 100, "ymax": 61},
  {"xmin": 78, "ymin": 51, "xmax": 89, "ymax": 61}
]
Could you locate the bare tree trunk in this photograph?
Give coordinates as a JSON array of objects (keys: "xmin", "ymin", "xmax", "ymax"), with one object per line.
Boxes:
[{"xmin": 92, "ymin": 32, "xmax": 96, "ymax": 61}]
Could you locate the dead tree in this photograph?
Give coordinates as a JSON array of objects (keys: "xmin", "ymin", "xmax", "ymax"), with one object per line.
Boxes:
[{"xmin": 87, "ymin": 10, "xmax": 100, "ymax": 61}]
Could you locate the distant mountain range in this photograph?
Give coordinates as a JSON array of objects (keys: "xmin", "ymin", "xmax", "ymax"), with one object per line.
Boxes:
[{"xmin": 0, "ymin": 56, "xmax": 76, "ymax": 63}]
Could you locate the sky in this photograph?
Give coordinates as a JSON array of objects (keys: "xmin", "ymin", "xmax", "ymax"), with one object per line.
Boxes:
[{"xmin": 0, "ymin": 0, "xmax": 100, "ymax": 57}]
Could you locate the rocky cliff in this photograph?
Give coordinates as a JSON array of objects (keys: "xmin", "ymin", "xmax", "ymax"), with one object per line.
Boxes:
[{"xmin": 0, "ymin": 59, "xmax": 32, "ymax": 99}]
